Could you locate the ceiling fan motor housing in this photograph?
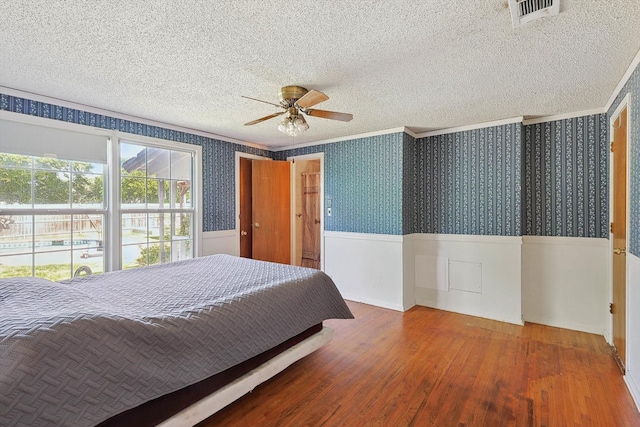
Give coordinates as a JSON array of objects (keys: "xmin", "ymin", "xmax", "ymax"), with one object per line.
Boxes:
[{"xmin": 280, "ymin": 85, "xmax": 308, "ymax": 105}]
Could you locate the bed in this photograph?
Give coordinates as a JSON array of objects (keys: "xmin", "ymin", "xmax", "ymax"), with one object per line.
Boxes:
[{"xmin": 0, "ymin": 254, "xmax": 353, "ymax": 426}]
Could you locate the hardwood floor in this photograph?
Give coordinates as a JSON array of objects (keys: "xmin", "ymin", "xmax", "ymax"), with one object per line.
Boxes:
[{"xmin": 199, "ymin": 301, "xmax": 640, "ymax": 426}]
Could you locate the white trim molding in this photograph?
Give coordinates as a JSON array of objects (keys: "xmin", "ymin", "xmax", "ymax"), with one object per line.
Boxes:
[
  {"xmin": 272, "ymin": 127, "xmax": 412, "ymax": 152},
  {"xmin": 415, "ymin": 117, "xmax": 524, "ymax": 138},
  {"xmin": 324, "ymin": 230, "xmax": 404, "ymax": 243},
  {"xmin": 522, "ymin": 108, "xmax": 607, "ymax": 125}
]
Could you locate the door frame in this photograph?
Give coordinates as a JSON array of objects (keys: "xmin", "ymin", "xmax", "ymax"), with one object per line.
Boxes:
[
  {"xmin": 608, "ymin": 93, "xmax": 631, "ymax": 363},
  {"xmin": 287, "ymin": 152, "xmax": 325, "ymax": 271},
  {"xmin": 234, "ymin": 151, "xmax": 270, "ymax": 257}
]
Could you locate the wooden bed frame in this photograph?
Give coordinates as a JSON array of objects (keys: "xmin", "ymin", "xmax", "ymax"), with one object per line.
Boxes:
[{"xmin": 98, "ymin": 324, "xmax": 332, "ymax": 427}]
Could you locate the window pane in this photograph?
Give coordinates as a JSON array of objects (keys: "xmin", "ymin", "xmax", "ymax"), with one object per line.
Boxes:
[
  {"xmin": 121, "ymin": 143, "xmax": 146, "ymax": 176},
  {"xmin": 171, "ymin": 151, "xmax": 192, "ymax": 180},
  {"xmin": 72, "ymin": 161, "xmax": 103, "ymax": 174},
  {"xmin": 35, "ymin": 251, "xmax": 72, "ymax": 281},
  {"xmin": 0, "ymin": 167, "xmax": 32, "ymax": 206},
  {"xmin": 122, "ymin": 213, "xmax": 148, "ymax": 245},
  {"xmin": 147, "ymin": 242, "xmax": 170, "ymax": 266},
  {"xmin": 122, "ymin": 243, "xmax": 147, "ymax": 269},
  {"xmin": 73, "ymin": 249, "xmax": 104, "ymax": 276},
  {"xmin": 0, "ymin": 153, "xmax": 31, "ymax": 168},
  {"xmin": 173, "ymin": 213, "xmax": 191, "ymax": 238},
  {"xmin": 34, "ymin": 215, "xmax": 72, "ymax": 252},
  {"xmin": 34, "ymin": 157, "xmax": 70, "ymax": 172},
  {"xmin": 173, "ymin": 180, "xmax": 191, "ymax": 209},
  {"xmin": 0, "ymin": 214, "xmax": 31, "ymax": 246},
  {"xmin": 72, "ymin": 173, "xmax": 104, "ymax": 207},
  {"xmin": 121, "ymin": 176, "xmax": 147, "ymax": 207},
  {"xmin": 147, "ymin": 179, "xmax": 170, "ymax": 208},
  {"xmin": 147, "ymin": 147, "xmax": 170, "ymax": 179},
  {"xmin": 34, "ymin": 170, "xmax": 70, "ymax": 206},
  {"xmin": 0, "ymin": 253, "xmax": 32, "ymax": 278},
  {"xmin": 171, "ymin": 240, "xmax": 191, "ymax": 262},
  {"xmin": 148, "ymin": 213, "xmax": 171, "ymax": 242}
]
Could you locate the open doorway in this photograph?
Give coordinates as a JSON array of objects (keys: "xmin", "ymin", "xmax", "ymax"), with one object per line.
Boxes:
[{"xmin": 289, "ymin": 153, "xmax": 325, "ymax": 270}]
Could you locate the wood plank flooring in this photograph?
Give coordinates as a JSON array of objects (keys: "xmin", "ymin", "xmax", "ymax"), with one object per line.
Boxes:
[{"xmin": 199, "ymin": 301, "xmax": 640, "ymax": 426}]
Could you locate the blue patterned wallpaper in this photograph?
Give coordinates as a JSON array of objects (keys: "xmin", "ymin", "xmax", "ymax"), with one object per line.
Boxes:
[
  {"xmin": 0, "ymin": 93, "xmax": 272, "ymax": 232},
  {"xmin": 608, "ymin": 61, "xmax": 640, "ymax": 256},
  {"xmin": 402, "ymin": 132, "xmax": 418, "ymax": 235},
  {"xmin": 1, "ymin": 92, "xmax": 619, "ymax": 241},
  {"xmin": 523, "ymin": 115, "xmax": 608, "ymax": 238},
  {"xmin": 413, "ymin": 123, "xmax": 523, "ymax": 236},
  {"xmin": 275, "ymin": 133, "xmax": 405, "ymax": 235}
]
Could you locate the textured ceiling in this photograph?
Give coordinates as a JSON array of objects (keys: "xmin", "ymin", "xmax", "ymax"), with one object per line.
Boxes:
[{"xmin": 1, "ymin": 1, "xmax": 639, "ymax": 148}]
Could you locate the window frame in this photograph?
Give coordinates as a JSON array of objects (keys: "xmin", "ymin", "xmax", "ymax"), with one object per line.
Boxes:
[{"xmin": 0, "ymin": 111, "xmax": 202, "ymax": 278}]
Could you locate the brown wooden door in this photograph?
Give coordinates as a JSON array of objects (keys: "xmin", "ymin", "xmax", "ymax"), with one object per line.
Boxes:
[
  {"xmin": 252, "ymin": 160, "xmax": 291, "ymax": 264},
  {"xmin": 612, "ymin": 106, "xmax": 627, "ymax": 369},
  {"xmin": 239, "ymin": 157, "xmax": 253, "ymax": 258},
  {"xmin": 301, "ymin": 172, "xmax": 321, "ymax": 269}
]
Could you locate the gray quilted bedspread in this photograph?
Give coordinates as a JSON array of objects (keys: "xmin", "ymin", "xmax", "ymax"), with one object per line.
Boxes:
[{"xmin": 0, "ymin": 254, "xmax": 353, "ymax": 426}]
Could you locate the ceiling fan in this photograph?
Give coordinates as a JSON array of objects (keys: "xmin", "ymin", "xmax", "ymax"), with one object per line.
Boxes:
[{"xmin": 242, "ymin": 86, "xmax": 353, "ymax": 136}]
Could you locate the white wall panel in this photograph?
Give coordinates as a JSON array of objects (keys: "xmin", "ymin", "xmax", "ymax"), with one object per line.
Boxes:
[
  {"xmin": 324, "ymin": 232, "xmax": 406, "ymax": 311},
  {"xmin": 202, "ymin": 230, "xmax": 238, "ymax": 257},
  {"xmin": 521, "ymin": 236, "xmax": 608, "ymax": 335},
  {"xmin": 406, "ymin": 234, "xmax": 523, "ymax": 325}
]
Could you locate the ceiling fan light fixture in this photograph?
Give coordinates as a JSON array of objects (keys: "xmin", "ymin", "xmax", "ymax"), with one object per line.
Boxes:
[{"xmin": 277, "ymin": 113, "xmax": 309, "ymax": 137}]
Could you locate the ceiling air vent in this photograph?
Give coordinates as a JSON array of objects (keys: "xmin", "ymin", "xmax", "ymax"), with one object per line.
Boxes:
[{"xmin": 508, "ymin": 0, "xmax": 559, "ymax": 28}]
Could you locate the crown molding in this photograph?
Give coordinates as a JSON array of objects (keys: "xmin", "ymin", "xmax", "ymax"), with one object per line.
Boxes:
[
  {"xmin": 522, "ymin": 108, "xmax": 606, "ymax": 125},
  {"xmin": 415, "ymin": 117, "xmax": 523, "ymax": 138},
  {"xmin": 272, "ymin": 127, "xmax": 411, "ymax": 151}
]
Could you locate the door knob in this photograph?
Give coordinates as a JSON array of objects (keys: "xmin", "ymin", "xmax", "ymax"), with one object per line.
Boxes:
[
  {"xmin": 613, "ymin": 247, "xmax": 626, "ymax": 255},
  {"xmin": 241, "ymin": 230, "xmax": 248, "ymax": 236},
  {"xmin": 254, "ymin": 222, "xmax": 260, "ymax": 228}
]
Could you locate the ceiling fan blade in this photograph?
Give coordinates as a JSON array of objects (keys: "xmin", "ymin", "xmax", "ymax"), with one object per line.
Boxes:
[
  {"xmin": 295, "ymin": 90, "xmax": 329, "ymax": 109},
  {"xmin": 241, "ymin": 95, "xmax": 283, "ymax": 108},
  {"xmin": 305, "ymin": 109, "xmax": 353, "ymax": 122},
  {"xmin": 244, "ymin": 112, "xmax": 284, "ymax": 126}
]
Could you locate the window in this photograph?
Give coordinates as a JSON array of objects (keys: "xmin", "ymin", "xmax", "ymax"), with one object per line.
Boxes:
[{"xmin": 0, "ymin": 117, "xmax": 200, "ymax": 280}]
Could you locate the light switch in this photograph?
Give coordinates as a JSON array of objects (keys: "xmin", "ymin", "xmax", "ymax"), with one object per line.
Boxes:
[{"xmin": 327, "ymin": 207, "xmax": 332, "ymax": 216}]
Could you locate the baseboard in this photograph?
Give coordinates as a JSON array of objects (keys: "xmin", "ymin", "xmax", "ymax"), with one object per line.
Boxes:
[
  {"xmin": 522, "ymin": 315, "xmax": 606, "ymax": 336},
  {"xmin": 415, "ymin": 297, "xmax": 524, "ymax": 326},
  {"xmin": 343, "ymin": 296, "xmax": 405, "ymax": 312}
]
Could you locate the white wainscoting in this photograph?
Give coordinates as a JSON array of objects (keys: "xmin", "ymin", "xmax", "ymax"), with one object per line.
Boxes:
[
  {"xmin": 521, "ymin": 236, "xmax": 608, "ymax": 335},
  {"xmin": 324, "ymin": 231, "xmax": 407, "ymax": 311},
  {"xmin": 405, "ymin": 234, "xmax": 523, "ymax": 325},
  {"xmin": 202, "ymin": 230, "xmax": 238, "ymax": 257},
  {"xmin": 627, "ymin": 253, "xmax": 640, "ymax": 411}
]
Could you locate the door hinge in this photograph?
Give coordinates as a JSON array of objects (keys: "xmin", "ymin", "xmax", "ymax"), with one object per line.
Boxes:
[
  {"xmin": 610, "ymin": 303, "xmax": 614, "ymax": 314},
  {"xmin": 611, "ymin": 142, "xmax": 614, "ymax": 152},
  {"xmin": 610, "ymin": 222, "xmax": 614, "ymax": 233}
]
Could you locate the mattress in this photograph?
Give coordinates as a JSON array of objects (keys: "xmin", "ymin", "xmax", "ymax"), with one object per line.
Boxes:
[{"xmin": 0, "ymin": 254, "xmax": 353, "ymax": 427}]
